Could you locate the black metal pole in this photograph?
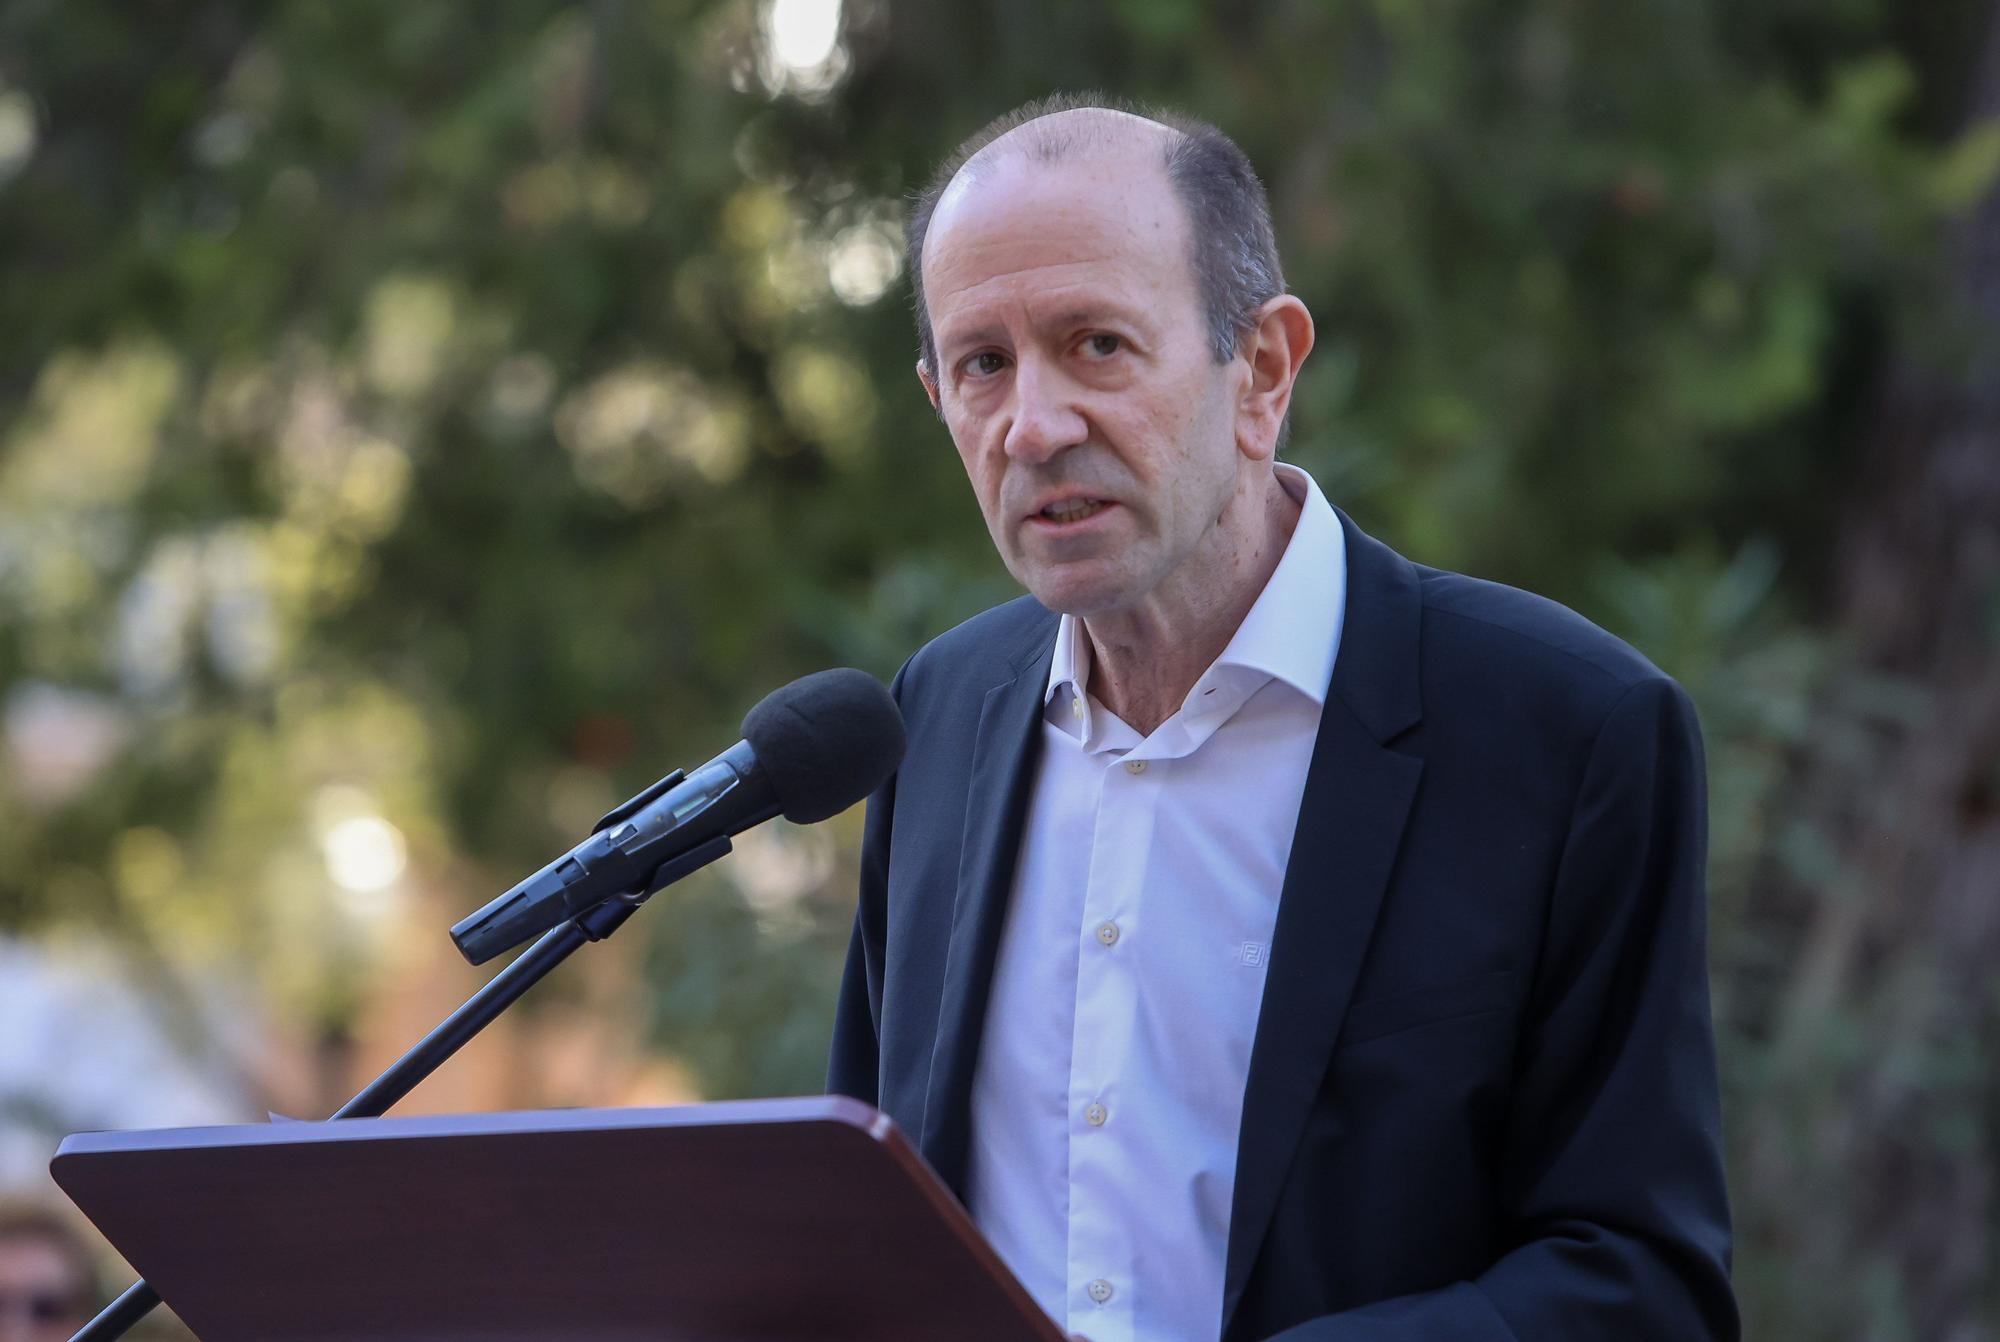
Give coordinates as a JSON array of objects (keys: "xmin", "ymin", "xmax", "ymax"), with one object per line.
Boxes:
[
  {"xmin": 69, "ymin": 1283, "xmax": 159, "ymax": 1340},
  {"xmin": 333, "ymin": 921, "xmax": 589, "ymax": 1120},
  {"xmin": 71, "ymin": 918, "xmax": 601, "ymax": 1340}
]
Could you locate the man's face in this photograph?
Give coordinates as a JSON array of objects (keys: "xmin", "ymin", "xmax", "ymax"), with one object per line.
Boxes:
[
  {"xmin": 0, "ymin": 1237, "xmax": 89, "ymax": 1342},
  {"xmin": 920, "ymin": 149, "xmax": 1250, "ymax": 618}
]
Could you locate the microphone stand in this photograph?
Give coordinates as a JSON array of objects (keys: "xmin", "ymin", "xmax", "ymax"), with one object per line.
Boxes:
[{"xmin": 70, "ymin": 832, "xmax": 734, "ymax": 1342}]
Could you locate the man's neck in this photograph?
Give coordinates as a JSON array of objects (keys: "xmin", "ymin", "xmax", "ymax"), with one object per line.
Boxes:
[{"xmin": 1080, "ymin": 471, "xmax": 1303, "ymax": 736}]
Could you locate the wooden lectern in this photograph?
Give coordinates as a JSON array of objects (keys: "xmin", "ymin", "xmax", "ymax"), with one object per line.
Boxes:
[{"xmin": 53, "ymin": 1095, "xmax": 1066, "ymax": 1342}]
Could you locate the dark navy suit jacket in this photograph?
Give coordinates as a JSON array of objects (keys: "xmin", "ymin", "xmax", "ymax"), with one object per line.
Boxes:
[{"xmin": 828, "ymin": 508, "xmax": 1737, "ymax": 1341}]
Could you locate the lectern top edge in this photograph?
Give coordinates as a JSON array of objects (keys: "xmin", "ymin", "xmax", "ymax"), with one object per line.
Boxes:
[{"xmin": 52, "ymin": 1093, "xmax": 882, "ymax": 1165}]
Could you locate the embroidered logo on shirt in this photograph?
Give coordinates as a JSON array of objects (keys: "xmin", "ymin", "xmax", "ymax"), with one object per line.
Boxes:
[{"xmin": 1238, "ymin": 941, "xmax": 1267, "ymax": 968}]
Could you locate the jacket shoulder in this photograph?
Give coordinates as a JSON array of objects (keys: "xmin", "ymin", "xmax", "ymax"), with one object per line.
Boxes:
[{"xmin": 1415, "ymin": 566, "xmax": 1669, "ymax": 701}]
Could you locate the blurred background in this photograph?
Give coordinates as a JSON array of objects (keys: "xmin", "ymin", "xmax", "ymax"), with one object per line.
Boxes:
[{"xmin": 0, "ymin": 1, "xmax": 1995, "ymax": 1338}]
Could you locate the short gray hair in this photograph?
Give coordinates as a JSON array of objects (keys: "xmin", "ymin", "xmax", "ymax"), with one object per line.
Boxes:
[{"xmin": 907, "ymin": 93, "xmax": 1287, "ymax": 376}]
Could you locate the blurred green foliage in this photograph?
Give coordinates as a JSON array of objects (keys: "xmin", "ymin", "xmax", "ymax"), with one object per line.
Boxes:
[{"xmin": 2, "ymin": 1, "xmax": 1994, "ymax": 1336}]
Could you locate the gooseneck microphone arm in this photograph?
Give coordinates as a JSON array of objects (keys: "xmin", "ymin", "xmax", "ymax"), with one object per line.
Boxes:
[{"xmin": 70, "ymin": 830, "xmax": 735, "ymax": 1342}]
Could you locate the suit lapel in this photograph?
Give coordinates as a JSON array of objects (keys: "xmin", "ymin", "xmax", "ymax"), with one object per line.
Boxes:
[
  {"xmin": 1222, "ymin": 510, "xmax": 1427, "ymax": 1334},
  {"xmin": 917, "ymin": 618, "xmax": 1058, "ymax": 1200}
]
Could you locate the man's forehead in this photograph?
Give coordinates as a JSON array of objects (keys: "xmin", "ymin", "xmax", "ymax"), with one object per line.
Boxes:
[{"xmin": 922, "ymin": 186, "xmax": 1191, "ymax": 349}]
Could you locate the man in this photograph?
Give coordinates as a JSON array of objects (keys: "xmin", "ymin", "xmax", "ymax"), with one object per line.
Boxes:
[
  {"xmin": 0, "ymin": 1203, "xmax": 96, "ymax": 1342},
  {"xmin": 829, "ymin": 94, "xmax": 1736, "ymax": 1342}
]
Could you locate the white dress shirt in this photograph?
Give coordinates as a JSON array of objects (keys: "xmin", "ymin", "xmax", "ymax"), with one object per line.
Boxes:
[{"xmin": 965, "ymin": 464, "xmax": 1348, "ymax": 1342}]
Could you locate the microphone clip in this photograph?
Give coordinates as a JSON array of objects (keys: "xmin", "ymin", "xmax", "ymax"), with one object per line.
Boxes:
[{"xmin": 591, "ymin": 768, "xmax": 688, "ymax": 834}]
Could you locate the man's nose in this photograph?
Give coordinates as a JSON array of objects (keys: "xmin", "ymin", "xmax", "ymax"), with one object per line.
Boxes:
[{"xmin": 1001, "ymin": 359, "xmax": 1087, "ymax": 465}]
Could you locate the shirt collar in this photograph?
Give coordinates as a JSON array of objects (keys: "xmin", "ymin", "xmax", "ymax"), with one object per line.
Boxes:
[{"xmin": 1044, "ymin": 462, "xmax": 1346, "ymax": 743}]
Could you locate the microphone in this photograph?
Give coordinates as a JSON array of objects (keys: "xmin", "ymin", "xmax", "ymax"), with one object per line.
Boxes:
[{"xmin": 450, "ymin": 668, "xmax": 904, "ymax": 965}]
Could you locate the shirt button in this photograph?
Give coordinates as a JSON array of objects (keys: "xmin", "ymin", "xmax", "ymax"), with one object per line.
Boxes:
[
  {"xmin": 1123, "ymin": 759, "xmax": 1146, "ymax": 774},
  {"xmin": 1085, "ymin": 1101, "xmax": 1108, "ymax": 1126},
  {"xmin": 1071, "ymin": 696, "xmax": 1084, "ymax": 719},
  {"xmin": 1087, "ymin": 1278, "xmax": 1114, "ymax": 1304},
  {"xmin": 1095, "ymin": 920, "xmax": 1119, "ymax": 946}
]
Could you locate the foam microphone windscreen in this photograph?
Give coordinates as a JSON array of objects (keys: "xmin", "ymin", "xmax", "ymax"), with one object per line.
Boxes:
[{"xmin": 740, "ymin": 668, "xmax": 906, "ymax": 824}]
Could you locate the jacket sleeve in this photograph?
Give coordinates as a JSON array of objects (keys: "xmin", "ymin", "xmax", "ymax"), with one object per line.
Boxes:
[
  {"xmin": 826, "ymin": 661, "xmax": 906, "ymax": 1106},
  {"xmin": 1266, "ymin": 676, "xmax": 1738, "ymax": 1341}
]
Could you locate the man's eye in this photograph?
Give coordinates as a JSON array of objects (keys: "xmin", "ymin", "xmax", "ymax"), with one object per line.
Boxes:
[
  {"xmin": 1082, "ymin": 333, "xmax": 1123, "ymax": 358},
  {"xmin": 964, "ymin": 351, "xmax": 1008, "ymax": 378}
]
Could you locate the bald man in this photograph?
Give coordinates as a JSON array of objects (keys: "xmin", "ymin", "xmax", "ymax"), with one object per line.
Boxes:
[{"xmin": 829, "ymin": 95, "xmax": 1736, "ymax": 1342}]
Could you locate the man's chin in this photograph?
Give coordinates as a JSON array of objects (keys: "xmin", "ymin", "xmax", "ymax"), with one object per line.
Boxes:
[{"xmin": 1018, "ymin": 566, "xmax": 1141, "ymax": 619}]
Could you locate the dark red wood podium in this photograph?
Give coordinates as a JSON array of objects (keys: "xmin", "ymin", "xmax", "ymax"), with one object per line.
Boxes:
[{"xmin": 52, "ymin": 1095, "xmax": 1065, "ymax": 1342}]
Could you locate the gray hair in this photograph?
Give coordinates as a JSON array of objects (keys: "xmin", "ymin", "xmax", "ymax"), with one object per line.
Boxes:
[{"xmin": 906, "ymin": 93, "xmax": 1287, "ymax": 376}]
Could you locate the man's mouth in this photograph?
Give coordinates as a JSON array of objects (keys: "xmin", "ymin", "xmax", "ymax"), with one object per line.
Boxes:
[{"xmin": 1038, "ymin": 498, "xmax": 1110, "ymax": 524}]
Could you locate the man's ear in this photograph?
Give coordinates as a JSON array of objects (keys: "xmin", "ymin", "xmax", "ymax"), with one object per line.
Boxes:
[
  {"xmin": 1235, "ymin": 295, "xmax": 1314, "ymax": 462},
  {"xmin": 917, "ymin": 361, "xmax": 941, "ymax": 415}
]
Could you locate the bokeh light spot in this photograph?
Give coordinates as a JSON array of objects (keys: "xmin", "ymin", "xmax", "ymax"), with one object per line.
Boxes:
[
  {"xmin": 827, "ymin": 221, "xmax": 902, "ymax": 306},
  {"xmin": 759, "ymin": 0, "xmax": 848, "ymax": 98},
  {"xmin": 0, "ymin": 89, "xmax": 37, "ymax": 184}
]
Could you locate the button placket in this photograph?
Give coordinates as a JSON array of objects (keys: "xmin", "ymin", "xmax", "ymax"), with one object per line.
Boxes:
[{"xmin": 1066, "ymin": 725, "xmax": 1151, "ymax": 1342}]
